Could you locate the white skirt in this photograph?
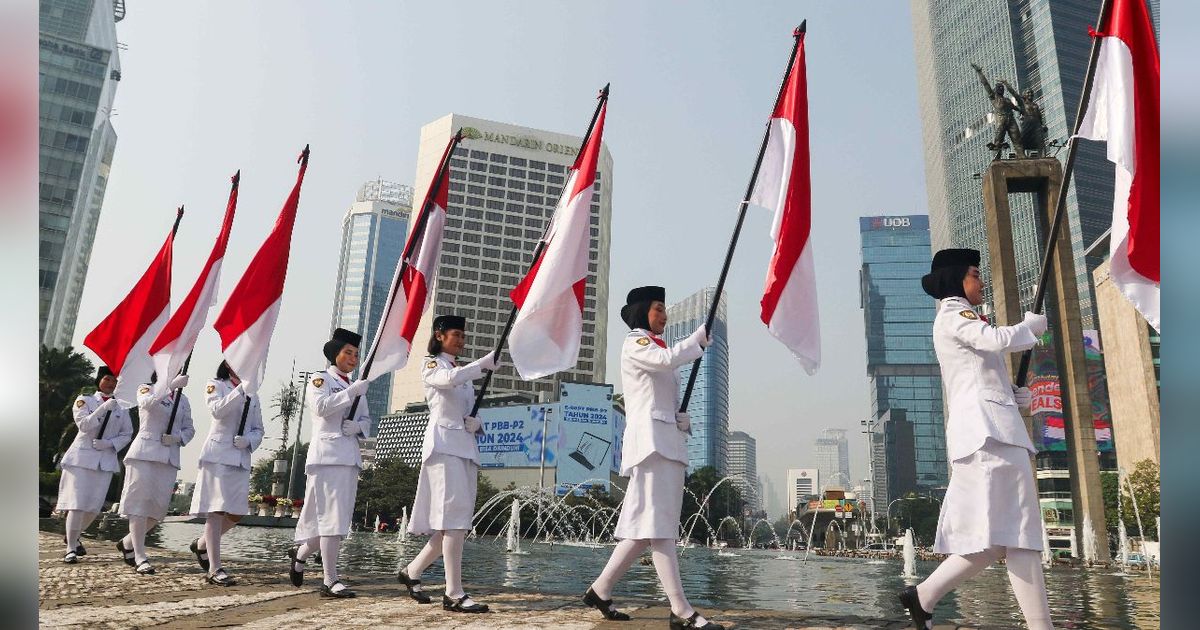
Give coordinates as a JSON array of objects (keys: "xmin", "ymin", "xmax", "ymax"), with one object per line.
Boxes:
[
  {"xmin": 190, "ymin": 462, "xmax": 250, "ymax": 516},
  {"xmin": 294, "ymin": 464, "xmax": 360, "ymax": 541},
  {"xmin": 409, "ymin": 452, "xmax": 478, "ymax": 535},
  {"xmin": 934, "ymin": 438, "xmax": 1043, "ymax": 554},
  {"xmin": 56, "ymin": 465, "xmax": 113, "ymax": 513},
  {"xmin": 119, "ymin": 460, "xmax": 178, "ymax": 521},
  {"xmin": 614, "ymin": 453, "xmax": 685, "ymax": 540}
]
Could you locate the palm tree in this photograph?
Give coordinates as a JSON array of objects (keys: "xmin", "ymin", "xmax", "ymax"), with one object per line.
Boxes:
[{"xmin": 40, "ymin": 345, "xmax": 95, "ymax": 471}]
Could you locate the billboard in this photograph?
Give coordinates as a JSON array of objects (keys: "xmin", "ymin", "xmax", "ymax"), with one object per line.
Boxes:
[
  {"xmin": 477, "ymin": 405, "xmax": 560, "ymax": 468},
  {"xmin": 555, "ymin": 383, "xmax": 615, "ymax": 495},
  {"xmin": 1029, "ymin": 330, "xmax": 1115, "ymax": 453}
]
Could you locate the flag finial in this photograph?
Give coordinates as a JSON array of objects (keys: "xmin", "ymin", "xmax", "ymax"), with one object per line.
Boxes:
[
  {"xmin": 794, "ymin": 21, "xmax": 806, "ymax": 37},
  {"xmin": 298, "ymin": 144, "xmax": 310, "ymax": 164},
  {"xmin": 232, "ymin": 170, "xmax": 241, "ymax": 185},
  {"xmin": 598, "ymin": 83, "xmax": 610, "ymax": 99}
]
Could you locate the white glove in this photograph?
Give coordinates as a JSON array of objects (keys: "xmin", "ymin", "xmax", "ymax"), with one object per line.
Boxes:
[
  {"xmin": 473, "ymin": 352, "xmax": 499, "ymax": 372},
  {"xmin": 341, "ymin": 419, "xmax": 360, "ymax": 437},
  {"xmin": 690, "ymin": 325, "xmax": 711, "ymax": 348},
  {"xmin": 91, "ymin": 438, "xmax": 115, "ymax": 450},
  {"xmin": 160, "ymin": 433, "xmax": 182, "ymax": 446},
  {"xmin": 675, "ymin": 411, "xmax": 692, "ymax": 433},
  {"xmin": 169, "ymin": 374, "xmax": 189, "ymax": 390},
  {"xmin": 98, "ymin": 398, "xmax": 119, "ymax": 413},
  {"xmin": 233, "ymin": 435, "xmax": 249, "ymax": 449},
  {"xmin": 1013, "ymin": 386, "xmax": 1033, "ymax": 409},
  {"xmin": 1022, "ymin": 311, "xmax": 1048, "ymax": 335},
  {"xmin": 464, "ymin": 416, "xmax": 483, "ymax": 434},
  {"xmin": 346, "ymin": 379, "xmax": 369, "ymax": 397}
]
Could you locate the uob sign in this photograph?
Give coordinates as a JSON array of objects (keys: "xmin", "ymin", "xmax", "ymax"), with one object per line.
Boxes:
[{"xmin": 871, "ymin": 216, "xmax": 911, "ymax": 229}]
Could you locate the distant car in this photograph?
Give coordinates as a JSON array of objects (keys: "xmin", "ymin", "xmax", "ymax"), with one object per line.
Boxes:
[
  {"xmin": 864, "ymin": 543, "xmax": 896, "ymax": 551},
  {"xmin": 1125, "ymin": 552, "xmax": 1158, "ymax": 566}
]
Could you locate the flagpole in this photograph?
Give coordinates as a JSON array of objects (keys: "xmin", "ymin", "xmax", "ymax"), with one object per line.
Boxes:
[
  {"xmin": 164, "ymin": 172, "xmax": 238, "ymax": 436},
  {"xmin": 679, "ymin": 24, "xmax": 805, "ymax": 413},
  {"xmin": 1013, "ymin": 0, "xmax": 1112, "ymax": 388},
  {"xmin": 98, "ymin": 205, "xmax": 186, "ymax": 438},
  {"xmin": 470, "ymin": 83, "xmax": 610, "ymax": 417},
  {"xmin": 344, "ymin": 129, "xmax": 465, "ymax": 421}
]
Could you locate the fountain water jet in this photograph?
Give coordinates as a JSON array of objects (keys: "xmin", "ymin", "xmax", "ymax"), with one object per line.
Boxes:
[
  {"xmin": 902, "ymin": 528, "xmax": 917, "ymax": 578},
  {"xmin": 505, "ymin": 499, "xmax": 521, "ymax": 553}
]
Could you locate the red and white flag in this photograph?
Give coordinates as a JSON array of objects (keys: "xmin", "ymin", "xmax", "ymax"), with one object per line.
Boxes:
[
  {"xmin": 1077, "ymin": 0, "xmax": 1159, "ymax": 331},
  {"xmin": 149, "ymin": 172, "xmax": 240, "ymax": 396},
  {"xmin": 507, "ymin": 97, "xmax": 608, "ymax": 379},
  {"xmin": 213, "ymin": 147, "xmax": 310, "ymax": 394},
  {"xmin": 749, "ymin": 28, "xmax": 820, "ymax": 374},
  {"xmin": 363, "ymin": 136, "xmax": 457, "ymax": 379},
  {"xmin": 83, "ymin": 209, "xmax": 181, "ymax": 404}
]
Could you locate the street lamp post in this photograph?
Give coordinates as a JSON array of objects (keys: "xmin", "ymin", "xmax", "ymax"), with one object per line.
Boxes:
[
  {"xmin": 861, "ymin": 417, "xmax": 880, "ymax": 535},
  {"xmin": 285, "ymin": 370, "xmax": 314, "ymax": 500}
]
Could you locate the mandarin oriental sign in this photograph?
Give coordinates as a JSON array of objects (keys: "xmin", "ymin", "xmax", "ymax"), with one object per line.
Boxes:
[{"xmin": 462, "ymin": 127, "xmax": 581, "ymax": 158}]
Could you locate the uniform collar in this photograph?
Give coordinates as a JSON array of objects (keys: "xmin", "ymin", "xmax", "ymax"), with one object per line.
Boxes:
[{"xmin": 95, "ymin": 390, "xmax": 112, "ymax": 401}]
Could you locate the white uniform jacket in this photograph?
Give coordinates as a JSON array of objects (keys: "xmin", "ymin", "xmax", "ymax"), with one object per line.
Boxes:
[
  {"xmin": 303, "ymin": 368, "xmax": 371, "ymax": 471},
  {"xmin": 59, "ymin": 391, "xmax": 134, "ymax": 473},
  {"xmin": 126, "ymin": 384, "xmax": 196, "ymax": 469},
  {"xmin": 618, "ymin": 328, "xmax": 704, "ymax": 476},
  {"xmin": 934, "ymin": 296, "xmax": 1040, "ymax": 461},
  {"xmin": 198, "ymin": 379, "xmax": 265, "ymax": 470},
  {"xmin": 420, "ymin": 353, "xmax": 486, "ymax": 464}
]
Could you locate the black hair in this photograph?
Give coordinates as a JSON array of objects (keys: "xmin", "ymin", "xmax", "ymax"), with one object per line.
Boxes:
[
  {"xmin": 621, "ymin": 301, "xmax": 654, "ymax": 330},
  {"xmin": 921, "ymin": 266, "xmax": 970, "ymax": 300},
  {"xmin": 323, "ymin": 340, "xmax": 347, "ymax": 363},
  {"xmin": 427, "ymin": 331, "xmax": 444, "ymax": 356},
  {"xmin": 150, "ymin": 371, "xmax": 158, "ymax": 384},
  {"xmin": 216, "ymin": 361, "xmax": 232, "ymax": 380}
]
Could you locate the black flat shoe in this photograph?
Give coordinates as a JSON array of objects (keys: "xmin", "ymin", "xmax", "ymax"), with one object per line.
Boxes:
[
  {"xmin": 583, "ymin": 587, "xmax": 630, "ymax": 621},
  {"xmin": 396, "ymin": 568, "xmax": 431, "ymax": 604},
  {"xmin": 669, "ymin": 611, "xmax": 725, "ymax": 630},
  {"xmin": 75, "ymin": 543, "xmax": 86, "ymax": 556},
  {"xmin": 115, "ymin": 540, "xmax": 135, "ymax": 567},
  {"xmin": 443, "ymin": 594, "xmax": 488, "ymax": 613},
  {"xmin": 135, "ymin": 560, "xmax": 156, "ymax": 575},
  {"xmin": 62, "ymin": 551, "xmax": 78, "ymax": 564},
  {"xmin": 899, "ymin": 586, "xmax": 933, "ymax": 629},
  {"xmin": 286, "ymin": 545, "xmax": 305, "ymax": 587},
  {"xmin": 320, "ymin": 581, "xmax": 356, "ymax": 598},
  {"xmin": 206, "ymin": 569, "xmax": 236, "ymax": 586},
  {"xmin": 190, "ymin": 538, "xmax": 210, "ymax": 571}
]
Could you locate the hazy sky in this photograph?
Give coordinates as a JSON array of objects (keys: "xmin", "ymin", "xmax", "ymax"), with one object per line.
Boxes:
[{"xmin": 71, "ymin": 1, "xmax": 927, "ymax": 512}]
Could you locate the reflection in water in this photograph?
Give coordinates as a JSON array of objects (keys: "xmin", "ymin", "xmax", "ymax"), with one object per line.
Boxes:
[{"xmin": 40, "ymin": 519, "xmax": 1158, "ymax": 627}]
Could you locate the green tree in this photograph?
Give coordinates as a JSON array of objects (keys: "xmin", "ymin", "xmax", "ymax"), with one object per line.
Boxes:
[
  {"xmin": 354, "ymin": 457, "xmax": 421, "ymax": 527},
  {"xmin": 39, "ymin": 345, "xmax": 95, "ymax": 472},
  {"xmin": 270, "ymin": 381, "xmax": 301, "ymax": 447},
  {"xmin": 251, "ymin": 442, "xmax": 308, "ymax": 498},
  {"xmin": 1120, "ymin": 459, "xmax": 1160, "ymax": 539},
  {"xmin": 891, "ymin": 493, "xmax": 940, "ymax": 544},
  {"xmin": 682, "ymin": 465, "xmax": 744, "ymax": 542}
]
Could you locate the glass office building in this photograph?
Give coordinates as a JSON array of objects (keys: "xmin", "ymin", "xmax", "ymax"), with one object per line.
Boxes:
[
  {"xmin": 665, "ymin": 287, "xmax": 729, "ymax": 475},
  {"xmin": 858, "ymin": 215, "xmax": 947, "ymax": 494},
  {"xmin": 40, "ymin": 0, "xmax": 125, "ymax": 348},
  {"xmin": 330, "ymin": 179, "xmax": 413, "ymax": 428}
]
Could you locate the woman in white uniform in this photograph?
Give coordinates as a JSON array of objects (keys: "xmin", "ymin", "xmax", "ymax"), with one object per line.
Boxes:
[
  {"xmin": 288, "ymin": 328, "xmax": 371, "ymax": 598},
  {"xmin": 117, "ymin": 370, "xmax": 195, "ymax": 575},
  {"xmin": 188, "ymin": 361, "xmax": 265, "ymax": 586},
  {"xmin": 899, "ymin": 248, "xmax": 1052, "ymax": 630},
  {"xmin": 57, "ymin": 366, "xmax": 133, "ymax": 564},
  {"xmin": 397, "ymin": 314, "xmax": 497, "ymax": 614},
  {"xmin": 583, "ymin": 286, "xmax": 724, "ymax": 630}
]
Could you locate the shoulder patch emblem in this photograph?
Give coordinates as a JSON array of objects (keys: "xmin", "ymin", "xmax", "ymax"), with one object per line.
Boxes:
[
  {"xmin": 959, "ymin": 310, "xmax": 978, "ymax": 320},
  {"xmin": 75, "ymin": 399, "xmax": 85, "ymax": 408},
  {"xmin": 636, "ymin": 337, "xmax": 651, "ymax": 346},
  {"xmin": 138, "ymin": 385, "xmax": 151, "ymax": 394},
  {"xmin": 312, "ymin": 377, "xmax": 325, "ymax": 388},
  {"xmin": 206, "ymin": 384, "xmax": 216, "ymax": 394},
  {"xmin": 426, "ymin": 360, "xmax": 438, "ymax": 369}
]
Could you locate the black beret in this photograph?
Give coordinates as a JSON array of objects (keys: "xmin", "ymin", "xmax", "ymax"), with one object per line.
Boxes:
[
  {"xmin": 95, "ymin": 365, "xmax": 114, "ymax": 386},
  {"xmin": 433, "ymin": 315, "xmax": 467, "ymax": 332},
  {"xmin": 930, "ymin": 248, "xmax": 980, "ymax": 272},
  {"xmin": 625, "ymin": 286, "xmax": 665, "ymax": 306}
]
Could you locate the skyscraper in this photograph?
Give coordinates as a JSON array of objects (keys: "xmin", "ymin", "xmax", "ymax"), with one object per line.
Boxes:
[
  {"xmin": 910, "ymin": 0, "xmax": 1160, "ymax": 330},
  {"xmin": 665, "ymin": 287, "xmax": 729, "ymax": 475},
  {"xmin": 727, "ymin": 431, "xmax": 759, "ymax": 512},
  {"xmin": 330, "ymin": 179, "xmax": 413, "ymax": 427},
  {"xmin": 786, "ymin": 468, "xmax": 819, "ymax": 517},
  {"xmin": 388, "ymin": 114, "xmax": 613, "ymax": 409},
  {"xmin": 858, "ymin": 215, "xmax": 947, "ymax": 495},
  {"xmin": 39, "ymin": 0, "xmax": 125, "ymax": 348},
  {"xmin": 814, "ymin": 428, "xmax": 850, "ymax": 489}
]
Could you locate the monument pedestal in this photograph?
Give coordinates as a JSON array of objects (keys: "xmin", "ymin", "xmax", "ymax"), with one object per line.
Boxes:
[{"xmin": 981, "ymin": 158, "xmax": 1110, "ymax": 563}]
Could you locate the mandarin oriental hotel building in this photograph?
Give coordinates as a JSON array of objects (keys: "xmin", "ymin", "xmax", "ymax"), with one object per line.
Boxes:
[{"xmin": 388, "ymin": 114, "xmax": 614, "ymax": 412}]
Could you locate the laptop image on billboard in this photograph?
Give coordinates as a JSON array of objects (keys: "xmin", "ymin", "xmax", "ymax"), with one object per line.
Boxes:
[{"xmin": 568, "ymin": 431, "xmax": 611, "ymax": 471}]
